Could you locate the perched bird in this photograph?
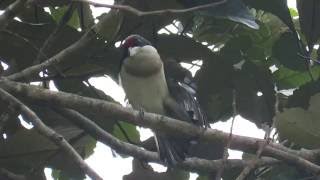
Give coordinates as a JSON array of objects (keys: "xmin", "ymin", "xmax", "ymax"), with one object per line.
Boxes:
[{"xmin": 119, "ymin": 34, "xmax": 207, "ymax": 165}]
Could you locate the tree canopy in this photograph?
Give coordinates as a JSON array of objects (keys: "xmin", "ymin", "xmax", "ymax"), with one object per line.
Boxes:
[{"xmin": 0, "ymin": 0, "xmax": 320, "ymax": 179}]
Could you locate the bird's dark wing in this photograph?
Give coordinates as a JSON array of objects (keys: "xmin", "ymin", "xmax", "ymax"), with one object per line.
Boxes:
[
  {"xmin": 165, "ymin": 78, "xmax": 208, "ymax": 128},
  {"xmin": 158, "ymin": 78, "xmax": 208, "ymax": 165}
]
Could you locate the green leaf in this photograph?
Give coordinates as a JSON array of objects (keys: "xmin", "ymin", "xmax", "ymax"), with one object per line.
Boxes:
[
  {"xmin": 0, "ymin": 126, "xmax": 93, "ymax": 177},
  {"xmin": 273, "ymin": 65, "xmax": 320, "ymax": 90},
  {"xmin": 113, "ymin": 121, "xmax": 140, "ymax": 143},
  {"xmin": 77, "ymin": 2, "xmax": 94, "ymax": 29},
  {"xmin": 195, "ymin": 56, "xmax": 234, "ymax": 122},
  {"xmin": 244, "ymin": 0, "xmax": 295, "ymax": 32},
  {"xmin": 289, "ymin": 8, "xmax": 299, "ymax": 17},
  {"xmin": 157, "ymin": 34, "xmax": 214, "ymax": 62},
  {"xmin": 191, "ymin": 16, "xmax": 235, "ymax": 46},
  {"xmin": 220, "ymin": 35, "xmax": 252, "ymax": 64},
  {"xmin": 275, "ymin": 93, "xmax": 320, "ymax": 149},
  {"xmin": 297, "ymin": 0, "xmax": 320, "ymax": 48},
  {"xmin": 52, "ymin": 169, "xmax": 85, "ymax": 180},
  {"xmin": 234, "ymin": 62, "xmax": 275, "ymax": 126},
  {"xmin": 272, "ymin": 32, "xmax": 307, "ymax": 71},
  {"xmin": 50, "ymin": 6, "xmax": 80, "ymax": 29},
  {"xmin": 196, "ymin": 59, "xmax": 275, "ymax": 127},
  {"xmin": 94, "ymin": 10, "xmax": 123, "ymax": 42},
  {"xmin": 179, "ymin": 0, "xmax": 258, "ymax": 29},
  {"xmin": 287, "ymin": 80, "xmax": 320, "ymax": 109}
]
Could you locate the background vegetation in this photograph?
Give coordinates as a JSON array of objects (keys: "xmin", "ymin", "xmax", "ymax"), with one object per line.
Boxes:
[{"xmin": 0, "ymin": 0, "xmax": 320, "ymax": 179}]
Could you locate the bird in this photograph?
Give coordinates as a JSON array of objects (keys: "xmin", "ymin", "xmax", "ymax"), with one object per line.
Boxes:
[{"xmin": 119, "ymin": 34, "xmax": 208, "ymax": 165}]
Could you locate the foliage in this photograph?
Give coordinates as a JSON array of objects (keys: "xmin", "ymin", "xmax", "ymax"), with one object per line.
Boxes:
[{"xmin": 1, "ymin": 0, "xmax": 320, "ymax": 179}]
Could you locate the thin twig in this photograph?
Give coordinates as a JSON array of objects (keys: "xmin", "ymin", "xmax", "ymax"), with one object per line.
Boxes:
[
  {"xmin": 236, "ymin": 127, "xmax": 271, "ymax": 180},
  {"xmin": 75, "ymin": 0, "xmax": 227, "ymax": 17},
  {"xmin": 0, "ymin": 88, "xmax": 102, "ymax": 180},
  {"xmin": 216, "ymin": 89, "xmax": 237, "ymax": 179}
]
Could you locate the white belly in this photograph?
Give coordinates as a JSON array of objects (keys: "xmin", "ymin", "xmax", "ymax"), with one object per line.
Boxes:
[{"xmin": 120, "ymin": 69, "xmax": 169, "ymax": 114}]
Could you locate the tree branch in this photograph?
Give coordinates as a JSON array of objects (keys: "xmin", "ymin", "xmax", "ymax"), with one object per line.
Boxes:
[
  {"xmin": 236, "ymin": 127, "xmax": 271, "ymax": 180},
  {"xmin": 216, "ymin": 89, "xmax": 237, "ymax": 179},
  {"xmin": 0, "ymin": 0, "xmax": 28, "ymax": 30},
  {"xmin": 76, "ymin": 0, "xmax": 227, "ymax": 17},
  {"xmin": 4, "ymin": 8, "xmax": 119, "ymax": 82},
  {"xmin": 0, "ymin": 87, "xmax": 103, "ymax": 180},
  {"xmin": 0, "ymin": 168, "xmax": 26, "ymax": 180},
  {"xmin": 54, "ymin": 108, "xmax": 158, "ymax": 161},
  {"xmin": 5, "ymin": 29, "xmax": 96, "ymax": 81},
  {"xmin": 3, "ymin": 0, "xmax": 223, "ymax": 82},
  {"xmin": 54, "ymin": 108, "xmax": 280, "ymax": 173},
  {"xmin": 1, "ymin": 79, "xmax": 320, "ymax": 174}
]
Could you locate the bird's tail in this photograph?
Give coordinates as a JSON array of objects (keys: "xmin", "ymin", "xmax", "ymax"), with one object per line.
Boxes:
[{"xmin": 155, "ymin": 134, "xmax": 187, "ymax": 166}]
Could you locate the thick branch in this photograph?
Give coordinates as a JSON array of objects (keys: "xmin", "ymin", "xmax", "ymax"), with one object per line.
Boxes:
[
  {"xmin": 76, "ymin": 0, "xmax": 227, "ymax": 16},
  {"xmin": 54, "ymin": 108, "xmax": 279, "ymax": 173},
  {"xmin": 0, "ymin": 87, "xmax": 102, "ymax": 180},
  {"xmin": 1, "ymin": 80, "xmax": 320, "ymax": 174}
]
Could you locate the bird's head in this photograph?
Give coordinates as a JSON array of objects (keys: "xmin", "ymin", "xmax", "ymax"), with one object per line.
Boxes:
[
  {"xmin": 119, "ymin": 35, "xmax": 162, "ymax": 76},
  {"xmin": 120, "ymin": 35, "xmax": 152, "ymax": 67},
  {"xmin": 121, "ymin": 34, "xmax": 152, "ymax": 50}
]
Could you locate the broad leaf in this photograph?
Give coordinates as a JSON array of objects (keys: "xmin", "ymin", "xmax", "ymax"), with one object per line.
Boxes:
[
  {"xmin": 178, "ymin": 0, "xmax": 258, "ymax": 29},
  {"xmin": 244, "ymin": 0, "xmax": 295, "ymax": 32},
  {"xmin": 287, "ymin": 80, "xmax": 320, "ymax": 109},
  {"xmin": 275, "ymin": 93, "xmax": 320, "ymax": 149},
  {"xmin": 272, "ymin": 32, "xmax": 307, "ymax": 71},
  {"xmin": 273, "ymin": 65, "xmax": 320, "ymax": 90},
  {"xmin": 297, "ymin": 0, "xmax": 320, "ymax": 49},
  {"xmin": 50, "ymin": 6, "xmax": 80, "ymax": 29},
  {"xmin": 94, "ymin": 10, "xmax": 123, "ymax": 42},
  {"xmin": 113, "ymin": 121, "xmax": 140, "ymax": 144}
]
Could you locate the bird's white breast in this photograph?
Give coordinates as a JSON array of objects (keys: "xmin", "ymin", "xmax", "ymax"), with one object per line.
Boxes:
[
  {"xmin": 120, "ymin": 68, "xmax": 169, "ymax": 114},
  {"xmin": 120, "ymin": 45, "xmax": 169, "ymax": 114}
]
